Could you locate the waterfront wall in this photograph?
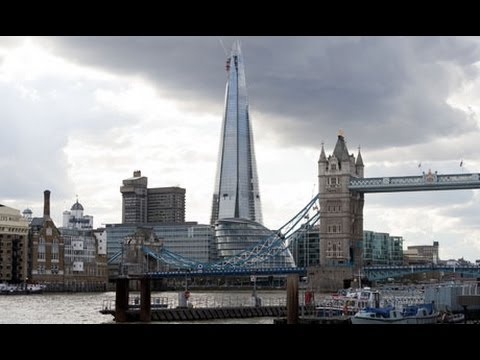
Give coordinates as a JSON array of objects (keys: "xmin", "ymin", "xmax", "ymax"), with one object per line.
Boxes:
[{"xmin": 307, "ymin": 266, "xmax": 353, "ymax": 292}]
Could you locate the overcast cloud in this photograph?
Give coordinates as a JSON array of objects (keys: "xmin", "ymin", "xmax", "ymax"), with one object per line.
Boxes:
[{"xmin": 2, "ymin": 36, "xmax": 480, "ymax": 261}]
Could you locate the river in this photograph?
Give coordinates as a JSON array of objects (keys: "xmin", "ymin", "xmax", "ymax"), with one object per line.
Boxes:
[{"xmin": 0, "ymin": 289, "xmax": 287, "ymax": 324}]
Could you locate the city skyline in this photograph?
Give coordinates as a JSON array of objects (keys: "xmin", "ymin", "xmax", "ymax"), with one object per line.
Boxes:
[{"xmin": 1, "ymin": 37, "xmax": 480, "ymax": 261}]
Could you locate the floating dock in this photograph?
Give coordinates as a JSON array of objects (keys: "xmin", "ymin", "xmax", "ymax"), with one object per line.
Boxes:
[{"xmin": 100, "ymin": 305, "xmax": 288, "ymax": 322}]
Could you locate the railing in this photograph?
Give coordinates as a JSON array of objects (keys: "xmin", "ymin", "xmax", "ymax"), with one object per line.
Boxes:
[
  {"xmin": 363, "ymin": 264, "xmax": 480, "ymax": 280},
  {"xmin": 101, "ymin": 296, "xmax": 172, "ymax": 311},
  {"xmin": 101, "ymin": 294, "xmax": 288, "ymax": 312},
  {"xmin": 349, "ymin": 173, "xmax": 480, "ymax": 193},
  {"xmin": 461, "ymin": 282, "xmax": 480, "ymax": 296}
]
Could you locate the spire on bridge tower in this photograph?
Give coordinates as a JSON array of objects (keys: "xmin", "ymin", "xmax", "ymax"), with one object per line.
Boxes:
[
  {"xmin": 319, "ymin": 142, "xmax": 327, "ymax": 163},
  {"xmin": 355, "ymin": 146, "xmax": 364, "ymax": 177},
  {"xmin": 333, "ymin": 130, "xmax": 350, "ymax": 162}
]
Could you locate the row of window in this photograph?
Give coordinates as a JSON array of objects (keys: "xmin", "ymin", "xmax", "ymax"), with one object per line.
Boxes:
[
  {"xmin": 326, "ymin": 202, "xmax": 342, "ymax": 212},
  {"xmin": 64, "ymin": 267, "xmax": 106, "ymax": 276},
  {"xmin": 327, "ymin": 224, "xmax": 342, "ymax": 233},
  {"xmin": 326, "ymin": 240, "xmax": 343, "ymax": 258},
  {"xmin": 37, "ymin": 264, "xmax": 60, "ymax": 274},
  {"xmin": 0, "ymin": 242, "xmax": 25, "ymax": 247},
  {"xmin": 0, "ymin": 227, "xmax": 28, "ymax": 233},
  {"xmin": 328, "ymin": 177, "xmax": 340, "ymax": 186}
]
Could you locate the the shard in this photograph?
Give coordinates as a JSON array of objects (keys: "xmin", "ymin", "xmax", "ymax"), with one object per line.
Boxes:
[
  {"xmin": 209, "ymin": 41, "xmax": 294, "ymax": 268},
  {"xmin": 210, "ymin": 41, "xmax": 263, "ymax": 225}
]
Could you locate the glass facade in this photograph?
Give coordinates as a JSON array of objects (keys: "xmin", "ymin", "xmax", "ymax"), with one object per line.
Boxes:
[
  {"xmin": 215, "ymin": 218, "xmax": 295, "ymax": 268},
  {"xmin": 290, "ymin": 226, "xmax": 320, "ymax": 268},
  {"xmin": 363, "ymin": 230, "xmax": 404, "ymax": 266},
  {"xmin": 210, "ymin": 41, "xmax": 262, "ymax": 225},
  {"xmin": 106, "ymin": 222, "xmax": 216, "ymax": 275}
]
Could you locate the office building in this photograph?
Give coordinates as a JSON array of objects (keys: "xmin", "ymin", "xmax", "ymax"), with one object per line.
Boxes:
[
  {"xmin": 0, "ymin": 204, "xmax": 29, "ymax": 283},
  {"xmin": 121, "ymin": 170, "xmax": 185, "ymax": 224},
  {"xmin": 210, "ymin": 41, "xmax": 263, "ymax": 225}
]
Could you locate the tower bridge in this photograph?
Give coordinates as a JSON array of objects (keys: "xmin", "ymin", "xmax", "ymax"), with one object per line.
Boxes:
[
  {"xmin": 108, "ymin": 39, "xmax": 480, "ymax": 293},
  {"xmin": 110, "ymin": 131, "xmax": 480, "ymax": 292},
  {"xmin": 309, "ymin": 130, "xmax": 480, "ymax": 291}
]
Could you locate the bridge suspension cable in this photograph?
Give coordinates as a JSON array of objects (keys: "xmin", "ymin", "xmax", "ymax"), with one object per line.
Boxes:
[{"xmin": 112, "ymin": 194, "xmax": 321, "ymax": 272}]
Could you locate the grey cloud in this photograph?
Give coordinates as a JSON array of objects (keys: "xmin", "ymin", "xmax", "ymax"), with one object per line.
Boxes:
[
  {"xmin": 0, "ymin": 76, "xmax": 137, "ymax": 200},
  {"xmin": 437, "ymin": 198, "xmax": 480, "ymax": 227},
  {"xmin": 366, "ymin": 190, "xmax": 474, "ymax": 209},
  {"xmin": 39, "ymin": 36, "xmax": 480, "ymax": 151}
]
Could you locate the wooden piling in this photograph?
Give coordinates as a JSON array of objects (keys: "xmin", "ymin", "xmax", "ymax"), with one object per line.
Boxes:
[
  {"xmin": 140, "ymin": 277, "xmax": 151, "ymax": 323},
  {"xmin": 115, "ymin": 277, "xmax": 129, "ymax": 323},
  {"xmin": 287, "ymin": 274, "xmax": 299, "ymax": 324}
]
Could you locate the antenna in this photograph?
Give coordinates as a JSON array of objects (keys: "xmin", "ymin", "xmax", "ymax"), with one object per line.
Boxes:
[{"xmin": 218, "ymin": 37, "xmax": 228, "ymax": 57}]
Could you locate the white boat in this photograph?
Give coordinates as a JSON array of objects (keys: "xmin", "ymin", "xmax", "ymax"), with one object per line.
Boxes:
[
  {"xmin": 316, "ymin": 287, "xmax": 381, "ymax": 317},
  {"xmin": 351, "ymin": 303, "xmax": 439, "ymax": 324},
  {"xmin": 0, "ymin": 283, "xmax": 46, "ymax": 295},
  {"xmin": 440, "ymin": 312, "xmax": 465, "ymax": 324}
]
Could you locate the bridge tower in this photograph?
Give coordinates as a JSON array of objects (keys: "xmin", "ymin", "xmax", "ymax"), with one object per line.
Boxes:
[{"xmin": 310, "ymin": 131, "xmax": 364, "ymax": 291}]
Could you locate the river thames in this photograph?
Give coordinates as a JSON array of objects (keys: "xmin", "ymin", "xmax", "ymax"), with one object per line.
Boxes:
[{"xmin": 0, "ymin": 290, "xmax": 286, "ymax": 324}]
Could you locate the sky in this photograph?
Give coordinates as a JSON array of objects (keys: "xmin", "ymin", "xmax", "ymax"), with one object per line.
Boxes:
[{"xmin": 1, "ymin": 36, "xmax": 480, "ymax": 262}]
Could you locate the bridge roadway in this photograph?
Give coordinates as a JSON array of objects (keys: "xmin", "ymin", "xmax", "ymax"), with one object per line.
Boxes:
[
  {"xmin": 113, "ymin": 267, "xmax": 307, "ymax": 280},
  {"xmin": 115, "ymin": 264, "xmax": 480, "ymax": 281},
  {"xmin": 364, "ymin": 264, "xmax": 480, "ymax": 281},
  {"xmin": 349, "ymin": 172, "xmax": 480, "ymax": 193}
]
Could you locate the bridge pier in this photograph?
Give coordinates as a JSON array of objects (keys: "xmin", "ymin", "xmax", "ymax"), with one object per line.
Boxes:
[
  {"xmin": 140, "ymin": 277, "xmax": 151, "ymax": 322},
  {"xmin": 287, "ymin": 274, "xmax": 299, "ymax": 324},
  {"xmin": 115, "ymin": 277, "xmax": 130, "ymax": 323},
  {"xmin": 307, "ymin": 266, "xmax": 353, "ymax": 293}
]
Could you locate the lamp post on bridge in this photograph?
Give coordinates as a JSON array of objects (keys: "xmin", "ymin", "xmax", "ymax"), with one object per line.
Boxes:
[{"xmin": 251, "ymin": 275, "xmax": 261, "ymax": 307}]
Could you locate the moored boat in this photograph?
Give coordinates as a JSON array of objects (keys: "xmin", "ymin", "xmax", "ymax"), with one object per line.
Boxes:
[
  {"xmin": 351, "ymin": 302, "xmax": 439, "ymax": 324},
  {"xmin": 440, "ymin": 312, "xmax": 465, "ymax": 324},
  {"xmin": 316, "ymin": 287, "xmax": 381, "ymax": 317},
  {"xmin": 0, "ymin": 283, "xmax": 46, "ymax": 295}
]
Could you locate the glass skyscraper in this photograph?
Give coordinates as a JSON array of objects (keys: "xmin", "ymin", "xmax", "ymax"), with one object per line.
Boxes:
[
  {"xmin": 209, "ymin": 41, "xmax": 293, "ymax": 268},
  {"xmin": 210, "ymin": 41, "xmax": 263, "ymax": 225}
]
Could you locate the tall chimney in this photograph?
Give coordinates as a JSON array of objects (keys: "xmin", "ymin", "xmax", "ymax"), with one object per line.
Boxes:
[{"xmin": 43, "ymin": 190, "xmax": 51, "ymax": 218}]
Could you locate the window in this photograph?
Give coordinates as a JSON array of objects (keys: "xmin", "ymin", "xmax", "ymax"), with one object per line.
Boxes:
[
  {"xmin": 38, "ymin": 239, "xmax": 46, "ymax": 260},
  {"xmin": 326, "ymin": 240, "xmax": 343, "ymax": 258},
  {"xmin": 52, "ymin": 239, "xmax": 59, "ymax": 260},
  {"xmin": 51, "ymin": 264, "xmax": 59, "ymax": 274},
  {"xmin": 327, "ymin": 224, "xmax": 341, "ymax": 233}
]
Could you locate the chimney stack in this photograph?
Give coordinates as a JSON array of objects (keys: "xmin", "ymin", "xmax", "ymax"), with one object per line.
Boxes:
[{"xmin": 43, "ymin": 190, "xmax": 51, "ymax": 218}]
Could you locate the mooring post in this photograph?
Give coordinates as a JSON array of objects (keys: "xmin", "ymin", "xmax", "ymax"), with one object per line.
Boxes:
[
  {"xmin": 140, "ymin": 277, "xmax": 151, "ymax": 322},
  {"xmin": 287, "ymin": 274, "xmax": 299, "ymax": 324},
  {"xmin": 115, "ymin": 277, "xmax": 129, "ymax": 323}
]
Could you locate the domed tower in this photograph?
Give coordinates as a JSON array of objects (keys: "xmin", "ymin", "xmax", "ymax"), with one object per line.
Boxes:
[
  {"xmin": 22, "ymin": 208, "xmax": 33, "ymax": 224},
  {"xmin": 70, "ymin": 199, "xmax": 84, "ymax": 218},
  {"xmin": 62, "ymin": 197, "xmax": 93, "ymax": 229}
]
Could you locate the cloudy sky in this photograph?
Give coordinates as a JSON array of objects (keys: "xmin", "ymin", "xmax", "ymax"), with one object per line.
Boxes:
[{"xmin": 1, "ymin": 36, "xmax": 480, "ymax": 261}]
